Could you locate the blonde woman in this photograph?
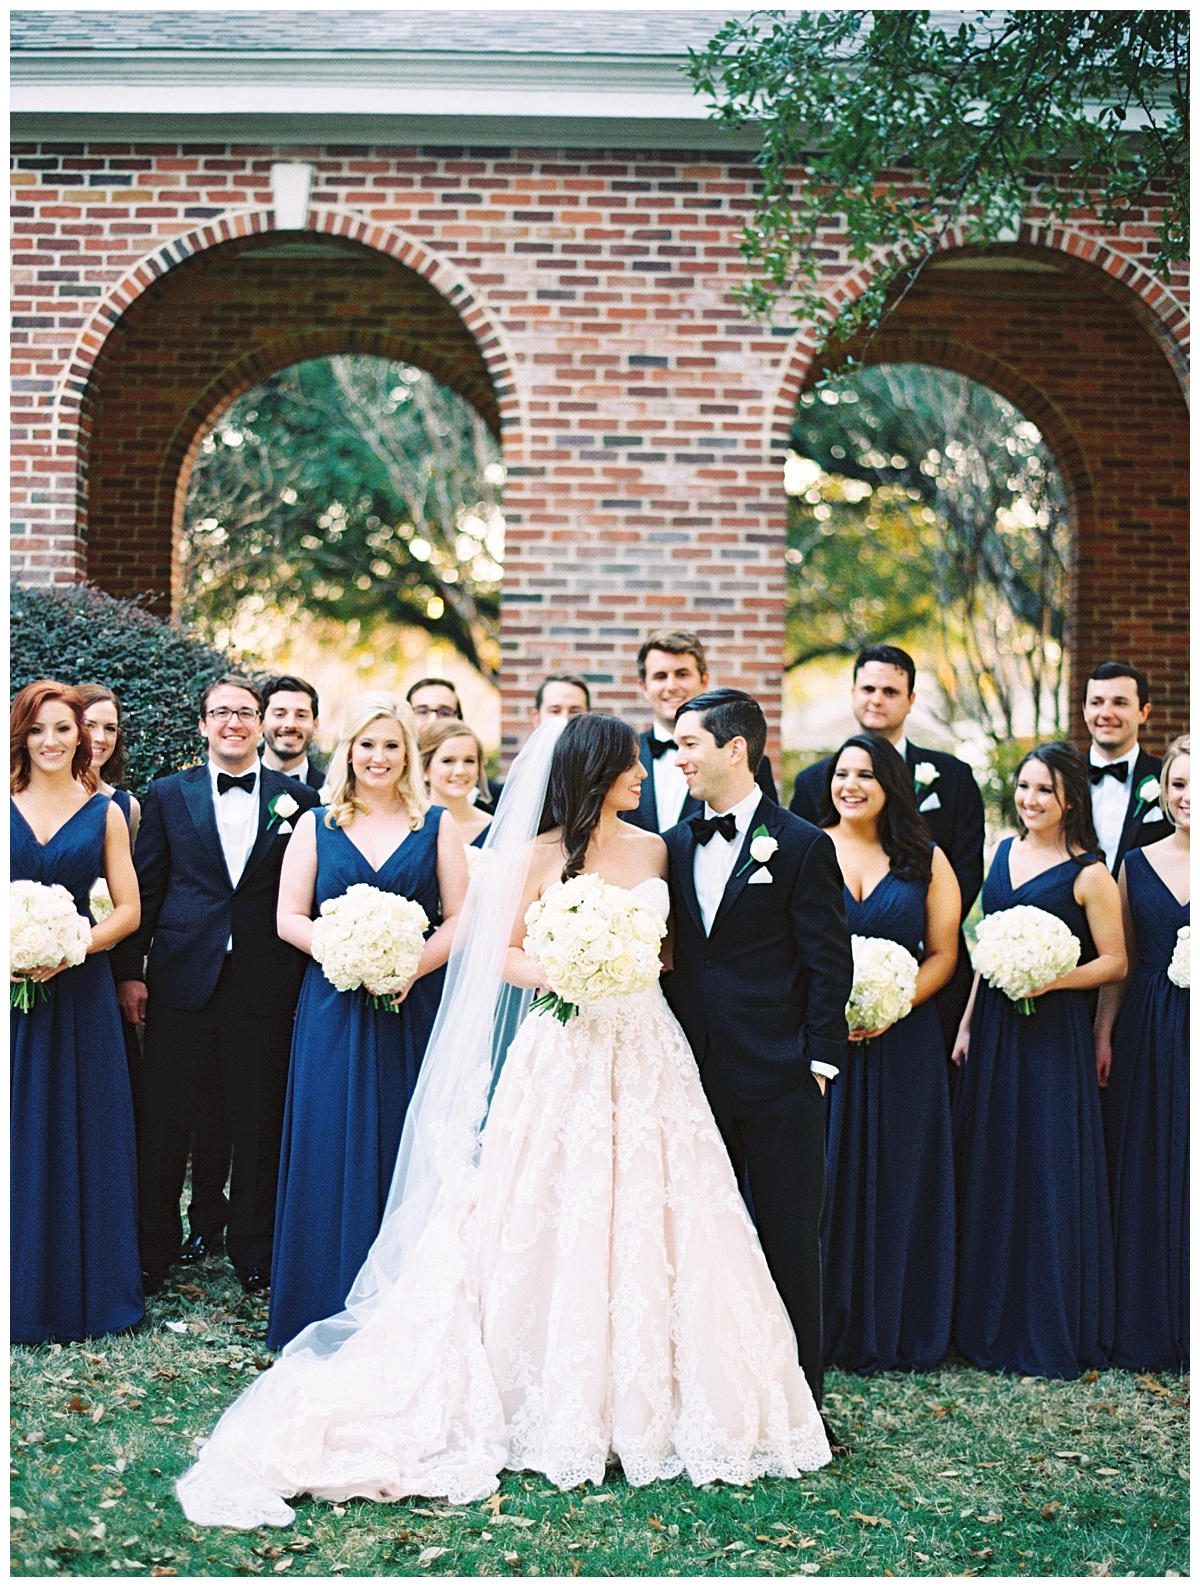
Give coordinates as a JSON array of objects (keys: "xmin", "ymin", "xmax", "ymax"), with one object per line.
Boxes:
[
  {"xmin": 1096, "ymin": 735, "xmax": 1189, "ymax": 1370},
  {"xmin": 268, "ymin": 693, "xmax": 469, "ymax": 1349},
  {"xmin": 419, "ymin": 717, "xmax": 492, "ymax": 848}
]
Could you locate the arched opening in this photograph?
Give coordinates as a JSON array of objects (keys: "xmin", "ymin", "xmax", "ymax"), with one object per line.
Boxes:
[
  {"xmin": 775, "ymin": 243, "xmax": 1190, "ymax": 755},
  {"xmin": 78, "ymin": 231, "xmax": 505, "ymax": 616}
]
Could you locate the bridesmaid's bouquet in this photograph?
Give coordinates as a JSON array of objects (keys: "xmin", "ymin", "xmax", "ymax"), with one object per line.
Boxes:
[
  {"xmin": 10, "ymin": 880, "xmax": 93, "ymax": 1012},
  {"xmin": 310, "ymin": 883, "xmax": 430, "ymax": 1011},
  {"xmin": 970, "ymin": 904, "xmax": 1081, "ymax": 1015},
  {"xmin": 1167, "ymin": 925, "xmax": 1190, "ymax": 989},
  {"xmin": 89, "ymin": 878, "xmax": 115, "ymax": 922},
  {"xmin": 523, "ymin": 873, "xmax": 666, "ymax": 1024},
  {"xmin": 845, "ymin": 935, "xmax": 919, "ymax": 1033}
]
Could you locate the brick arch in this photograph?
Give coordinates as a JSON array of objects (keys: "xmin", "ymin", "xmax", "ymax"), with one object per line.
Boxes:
[{"xmin": 72, "ymin": 213, "xmax": 524, "ymax": 611}]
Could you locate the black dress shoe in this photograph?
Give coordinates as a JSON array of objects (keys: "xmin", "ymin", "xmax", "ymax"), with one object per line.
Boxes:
[
  {"xmin": 177, "ymin": 1232, "xmax": 223, "ymax": 1266},
  {"xmin": 141, "ymin": 1267, "xmax": 165, "ymax": 1296},
  {"xmin": 239, "ymin": 1267, "xmax": 270, "ymax": 1296},
  {"xmin": 821, "ymin": 1414, "xmax": 853, "ymax": 1458}
]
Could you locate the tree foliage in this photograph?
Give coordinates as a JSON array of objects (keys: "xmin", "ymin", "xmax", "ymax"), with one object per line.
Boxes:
[
  {"xmin": 10, "ymin": 583, "xmax": 236, "ymax": 793},
  {"xmin": 787, "ymin": 365, "xmax": 1071, "ymax": 742},
  {"xmin": 690, "ymin": 10, "xmax": 1189, "ymax": 338},
  {"xmin": 181, "ymin": 356, "xmax": 506, "ymax": 676}
]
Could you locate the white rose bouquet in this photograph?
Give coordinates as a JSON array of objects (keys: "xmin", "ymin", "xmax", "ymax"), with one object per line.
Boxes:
[
  {"xmin": 846, "ymin": 935, "xmax": 919, "ymax": 1033},
  {"xmin": 970, "ymin": 904, "xmax": 1081, "ymax": 1015},
  {"xmin": 1167, "ymin": 925, "xmax": 1190, "ymax": 990},
  {"xmin": 10, "ymin": 880, "xmax": 93, "ymax": 1012},
  {"xmin": 310, "ymin": 882, "xmax": 430, "ymax": 1010},
  {"xmin": 523, "ymin": 872, "xmax": 666, "ymax": 1023},
  {"xmin": 89, "ymin": 878, "xmax": 115, "ymax": 922}
]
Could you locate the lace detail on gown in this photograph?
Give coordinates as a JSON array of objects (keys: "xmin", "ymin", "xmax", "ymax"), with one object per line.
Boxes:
[{"xmin": 177, "ymin": 878, "xmax": 830, "ymax": 1529}]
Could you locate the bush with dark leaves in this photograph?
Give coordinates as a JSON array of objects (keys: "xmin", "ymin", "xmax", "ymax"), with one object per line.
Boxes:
[{"xmin": 10, "ymin": 583, "xmax": 241, "ymax": 794}]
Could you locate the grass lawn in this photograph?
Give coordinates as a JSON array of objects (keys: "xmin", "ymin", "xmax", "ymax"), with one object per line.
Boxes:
[{"xmin": 10, "ymin": 1258, "xmax": 1188, "ymax": 1578}]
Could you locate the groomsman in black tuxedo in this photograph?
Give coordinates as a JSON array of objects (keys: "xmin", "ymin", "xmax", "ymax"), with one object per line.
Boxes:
[
  {"xmin": 664, "ymin": 690, "xmax": 852, "ymax": 1429},
  {"xmin": 261, "ymin": 675, "xmax": 326, "ymax": 792},
  {"xmin": 624, "ymin": 629, "xmax": 777, "ymax": 834},
  {"xmin": 791, "ymin": 645, "xmax": 984, "ymax": 1053},
  {"xmin": 1082, "ymin": 661, "xmax": 1165, "ymax": 874},
  {"xmin": 113, "ymin": 676, "xmax": 318, "ymax": 1295}
]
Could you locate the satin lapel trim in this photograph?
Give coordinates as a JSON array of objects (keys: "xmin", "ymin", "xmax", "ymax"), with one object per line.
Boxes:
[
  {"xmin": 1115, "ymin": 749, "xmax": 1156, "ymax": 863},
  {"xmin": 637, "ymin": 735, "xmax": 658, "ymax": 830},
  {"xmin": 180, "ymin": 765, "xmax": 235, "ymax": 890},
  {"xmin": 673, "ymin": 827, "xmax": 705, "ymax": 938},
  {"xmin": 709, "ymin": 798, "xmax": 780, "ymax": 938},
  {"xmin": 236, "ymin": 774, "xmax": 277, "ymax": 891}
]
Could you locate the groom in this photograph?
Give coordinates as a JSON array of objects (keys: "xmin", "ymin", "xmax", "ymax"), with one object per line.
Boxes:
[{"xmin": 663, "ymin": 689, "xmax": 853, "ymax": 1424}]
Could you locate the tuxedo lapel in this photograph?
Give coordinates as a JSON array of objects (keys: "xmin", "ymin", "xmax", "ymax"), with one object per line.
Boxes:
[
  {"xmin": 1114, "ymin": 747, "xmax": 1160, "ymax": 871},
  {"xmin": 709, "ymin": 796, "xmax": 780, "ymax": 939},
  {"xmin": 237, "ymin": 773, "xmax": 278, "ymax": 891},
  {"xmin": 179, "ymin": 764, "xmax": 234, "ymax": 889},
  {"xmin": 671, "ymin": 826, "xmax": 705, "ymax": 938},
  {"xmin": 636, "ymin": 733, "xmax": 658, "ymax": 830}
]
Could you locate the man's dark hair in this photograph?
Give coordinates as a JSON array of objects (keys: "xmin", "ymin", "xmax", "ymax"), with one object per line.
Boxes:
[
  {"xmin": 1085, "ymin": 660, "xmax": 1151, "ymax": 708},
  {"xmin": 636, "ymin": 628, "xmax": 708, "ymax": 682},
  {"xmin": 199, "ymin": 673, "xmax": 263, "ymax": 718},
  {"xmin": 405, "ymin": 677, "xmax": 462, "ymax": 717},
  {"xmin": 675, "ymin": 688, "xmax": 766, "ymax": 774},
  {"xmin": 262, "ymin": 674, "xmax": 319, "ymax": 718},
  {"xmin": 853, "ymin": 644, "xmax": 916, "ymax": 695},
  {"xmin": 535, "ymin": 673, "xmax": 591, "ymax": 711}
]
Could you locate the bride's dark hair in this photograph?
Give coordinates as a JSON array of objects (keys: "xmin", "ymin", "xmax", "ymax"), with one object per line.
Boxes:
[{"xmin": 540, "ymin": 713, "xmax": 640, "ymax": 881}]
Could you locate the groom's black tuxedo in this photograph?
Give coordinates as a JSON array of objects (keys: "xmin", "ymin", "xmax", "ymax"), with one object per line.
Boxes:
[
  {"xmin": 664, "ymin": 796, "xmax": 853, "ymax": 1405},
  {"xmin": 112, "ymin": 764, "xmax": 318, "ymax": 1279}
]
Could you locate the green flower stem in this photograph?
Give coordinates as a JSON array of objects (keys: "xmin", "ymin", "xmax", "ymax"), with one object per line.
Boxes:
[{"xmin": 530, "ymin": 990, "xmax": 577, "ymax": 1025}]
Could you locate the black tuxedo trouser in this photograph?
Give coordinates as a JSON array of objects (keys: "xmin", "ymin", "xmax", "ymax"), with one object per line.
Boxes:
[
  {"xmin": 186, "ymin": 1076, "xmax": 233, "ymax": 1244},
  {"xmin": 136, "ymin": 960, "xmax": 292, "ymax": 1276},
  {"xmin": 699, "ymin": 1055, "xmax": 827, "ymax": 1409}
]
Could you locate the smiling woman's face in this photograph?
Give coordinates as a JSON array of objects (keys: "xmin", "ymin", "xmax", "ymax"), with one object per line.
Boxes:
[
  {"xmin": 27, "ymin": 701, "xmax": 81, "ymax": 776},
  {"xmin": 830, "ymin": 746, "xmax": 886, "ymax": 825}
]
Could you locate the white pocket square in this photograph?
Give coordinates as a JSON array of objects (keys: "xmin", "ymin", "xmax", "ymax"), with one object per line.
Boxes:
[
  {"xmin": 747, "ymin": 867, "xmax": 773, "ymax": 885},
  {"xmin": 276, "ymin": 820, "xmax": 293, "ymax": 834},
  {"xmin": 918, "ymin": 792, "xmax": 942, "ymax": 813},
  {"xmin": 1141, "ymin": 807, "xmax": 1165, "ymax": 823}
]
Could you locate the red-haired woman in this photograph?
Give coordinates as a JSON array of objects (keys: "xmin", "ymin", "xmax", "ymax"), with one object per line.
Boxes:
[{"xmin": 11, "ymin": 679, "xmax": 144, "ymax": 1342}]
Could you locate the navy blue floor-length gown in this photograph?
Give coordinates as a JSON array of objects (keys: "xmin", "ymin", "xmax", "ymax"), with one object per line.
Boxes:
[
  {"xmin": 11, "ymin": 794, "xmax": 144, "ymax": 1343},
  {"xmin": 823, "ymin": 868, "xmax": 955, "ymax": 1372},
  {"xmin": 1106, "ymin": 848, "xmax": 1188, "ymax": 1370},
  {"xmin": 953, "ymin": 839, "xmax": 1114, "ymax": 1378},
  {"xmin": 268, "ymin": 807, "xmax": 445, "ymax": 1350}
]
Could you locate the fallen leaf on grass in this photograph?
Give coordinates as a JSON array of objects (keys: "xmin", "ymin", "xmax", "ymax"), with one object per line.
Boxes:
[
  {"xmin": 482, "ymin": 1493, "xmax": 503, "ymax": 1517},
  {"xmin": 80, "ymin": 1351, "xmax": 107, "ymax": 1365},
  {"xmin": 571, "ymin": 1560, "xmax": 582, "ymax": 1577},
  {"xmin": 582, "ymin": 1493, "xmax": 615, "ymax": 1504},
  {"xmin": 149, "ymin": 1569, "xmax": 177, "ymax": 1578},
  {"xmin": 151, "ymin": 1416, "xmax": 175, "ymax": 1426},
  {"xmin": 503, "ymin": 1551, "xmax": 519, "ymax": 1567},
  {"xmin": 331, "ymin": 1505, "xmax": 346, "ymax": 1516},
  {"xmin": 1089, "ymin": 1564, "xmax": 1112, "ymax": 1577},
  {"xmin": 89, "ymin": 1522, "xmax": 107, "ymax": 1540},
  {"xmin": 647, "ymin": 1518, "xmax": 664, "ymax": 1532},
  {"xmin": 1136, "ymin": 1375, "xmax": 1169, "ymax": 1396},
  {"xmin": 91, "ymin": 1404, "xmax": 105, "ymax": 1424},
  {"xmin": 1042, "ymin": 1502, "xmax": 1061, "ymax": 1521},
  {"xmin": 99, "ymin": 1498, "xmax": 119, "ymax": 1509},
  {"xmin": 1095, "ymin": 1469, "xmax": 1120, "ymax": 1477},
  {"xmin": 935, "ymin": 1469, "xmax": 961, "ymax": 1478},
  {"xmin": 418, "ymin": 1547, "xmax": 448, "ymax": 1566},
  {"xmin": 67, "ymin": 1395, "xmax": 91, "ymax": 1414},
  {"xmin": 978, "ymin": 1513, "xmax": 1004, "ymax": 1524},
  {"xmin": 272, "ymin": 1557, "xmax": 293, "ymax": 1573},
  {"xmin": 175, "ymin": 1283, "xmax": 206, "ymax": 1300},
  {"xmin": 163, "ymin": 1321, "xmax": 188, "ymax": 1335},
  {"xmin": 851, "ymin": 1511, "xmax": 889, "ymax": 1527}
]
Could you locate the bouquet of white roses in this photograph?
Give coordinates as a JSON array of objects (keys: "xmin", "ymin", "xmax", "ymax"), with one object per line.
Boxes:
[
  {"xmin": 970, "ymin": 904, "xmax": 1081, "ymax": 1015},
  {"xmin": 523, "ymin": 872, "xmax": 666, "ymax": 1023},
  {"xmin": 310, "ymin": 882, "xmax": 430, "ymax": 1010},
  {"xmin": 1167, "ymin": 925, "xmax": 1190, "ymax": 990},
  {"xmin": 10, "ymin": 880, "xmax": 93, "ymax": 1012},
  {"xmin": 846, "ymin": 935, "xmax": 919, "ymax": 1033},
  {"xmin": 89, "ymin": 878, "xmax": 115, "ymax": 922}
]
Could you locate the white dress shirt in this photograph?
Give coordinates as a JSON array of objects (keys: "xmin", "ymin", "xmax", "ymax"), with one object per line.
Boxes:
[
  {"xmin": 207, "ymin": 759, "xmax": 260, "ymax": 888},
  {"xmin": 692, "ymin": 786, "xmax": 762, "ymax": 937},
  {"xmin": 1089, "ymin": 745, "xmax": 1139, "ymax": 870},
  {"xmin": 650, "ymin": 724, "xmax": 690, "ymax": 833},
  {"xmin": 283, "ymin": 756, "xmax": 310, "ymax": 784},
  {"xmin": 891, "ymin": 734, "xmax": 909, "ymax": 761}
]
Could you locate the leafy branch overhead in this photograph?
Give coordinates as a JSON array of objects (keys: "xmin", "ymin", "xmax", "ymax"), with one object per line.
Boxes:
[
  {"xmin": 181, "ymin": 356, "xmax": 506, "ymax": 676},
  {"xmin": 689, "ymin": 10, "xmax": 1188, "ymax": 339}
]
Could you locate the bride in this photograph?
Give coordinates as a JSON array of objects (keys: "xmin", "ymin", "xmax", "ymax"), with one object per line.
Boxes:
[{"xmin": 178, "ymin": 714, "xmax": 830, "ymax": 1528}]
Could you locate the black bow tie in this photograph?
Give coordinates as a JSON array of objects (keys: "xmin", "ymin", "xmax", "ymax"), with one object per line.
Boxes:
[
  {"xmin": 1089, "ymin": 761, "xmax": 1129, "ymax": 786},
  {"xmin": 690, "ymin": 811, "xmax": 738, "ymax": 846},
  {"xmin": 647, "ymin": 734, "xmax": 675, "ymax": 760},
  {"xmin": 216, "ymin": 772, "xmax": 256, "ymax": 796}
]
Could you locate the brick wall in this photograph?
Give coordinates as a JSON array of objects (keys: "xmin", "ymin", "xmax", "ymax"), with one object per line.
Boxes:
[{"xmin": 11, "ymin": 142, "xmax": 1190, "ymax": 751}]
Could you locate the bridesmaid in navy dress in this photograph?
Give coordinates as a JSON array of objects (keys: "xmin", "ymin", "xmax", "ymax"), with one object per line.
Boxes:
[
  {"xmin": 268, "ymin": 694, "xmax": 468, "ymax": 1349},
  {"xmin": 952, "ymin": 742, "xmax": 1125, "ymax": 1378},
  {"xmin": 820, "ymin": 733, "xmax": 960, "ymax": 1372},
  {"xmin": 10, "ymin": 680, "xmax": 144, "ymax": 1343},
  {"xmin": 1096, "ymin": 734, "xmax": 1189, "ymax": 1370}
]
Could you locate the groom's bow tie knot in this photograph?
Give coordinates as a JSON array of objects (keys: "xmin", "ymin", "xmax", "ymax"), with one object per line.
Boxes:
[
  {"xmin": 217, "ymin": 771, "xmax": 256, "ymax": 796},
  {"xmin": 690, "ymin": 811, "xmax": 738, "ymax": 846},
  {"xmin": 647, "ymin": 734, "xmax": 674, "ymax": 760},
  {"xmin": 1089, "ymin": 761, "xmax": 1129, "ymax": 786}
]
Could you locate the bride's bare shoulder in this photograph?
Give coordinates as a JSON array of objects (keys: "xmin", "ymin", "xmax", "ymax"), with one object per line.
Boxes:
[{"xmin": 621, "ymin": 825, "xmax": 668, "ymax": 877}]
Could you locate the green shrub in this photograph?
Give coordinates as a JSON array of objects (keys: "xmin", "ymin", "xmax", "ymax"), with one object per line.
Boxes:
[
  {"xmin": 978, "ymin": 735, "xmax": 1038, "ymax": 826},
  {"xmin": 10, "ymin": 583, "xmax": 240, "ymax": 794}
]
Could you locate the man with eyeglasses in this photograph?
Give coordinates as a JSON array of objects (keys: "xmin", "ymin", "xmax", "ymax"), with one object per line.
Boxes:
[
  {"xmin": 113, "ymin": 675, "xmax": 319, "ymax": 1299},
  {"xmin": 406, "ymin": 676, "xmax": 503, "ymax": 810}
]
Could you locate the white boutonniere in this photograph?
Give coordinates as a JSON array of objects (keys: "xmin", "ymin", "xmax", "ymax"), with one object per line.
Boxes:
[
  {"xmin": 318, "ymin": 784, "xmax": 332, "ymax": 805},
  {"xmin": 268, "ymin": 791, "xmax": 301, "ymax": 831},
  {"xmin": 735, "ymin": 824, "xmax": 777, "ymax": 879},
  {"xmin": 913, "ymin": 761, "xmax": 939, "ymax": 789},
  {"xmin": 1132, "ymin": 775, "xmax": 1161, "ymax": 819}
]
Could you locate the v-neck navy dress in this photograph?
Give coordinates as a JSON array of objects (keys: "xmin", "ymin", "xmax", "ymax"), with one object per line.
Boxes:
[
  {"xmin": 823, "ymin": 867, "xmax": 955, "ymax": 1372},
  {"xmin": 11, "ymin": 794, "xmax": 144, "ymax": 1343},
  {"xmin": 268, "ymin": 807, "xmax": 445, "ymax": 1350},
  {"xmin": 952, "ymin": 839, "xmax": 1114, "ymax": 1378},
  {"xmin": 1106, "ymin": 848, "xmax": 1189, "ymax": 1370}
]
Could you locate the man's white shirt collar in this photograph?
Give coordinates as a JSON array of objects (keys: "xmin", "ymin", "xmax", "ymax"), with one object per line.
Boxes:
[
  {"xmin": 651, "ymin": 723, "xmax": 675, "ymax": 743},
  {"xmin": 1088, "ymin": 743, "xmax": 1139, "ymax": 769},
  {"xmin": 892, "ymin": 734, "xmax": 909, "ymax": 761},
  {"xmin": 207, "ymin": 758, "xmax": 259, "ymax": 791}
]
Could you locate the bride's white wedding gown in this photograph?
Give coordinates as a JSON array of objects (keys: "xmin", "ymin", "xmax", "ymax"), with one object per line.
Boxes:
[{"xmin": 177, "ymin": 879, "xmax": 830, "ymax": 1528}]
